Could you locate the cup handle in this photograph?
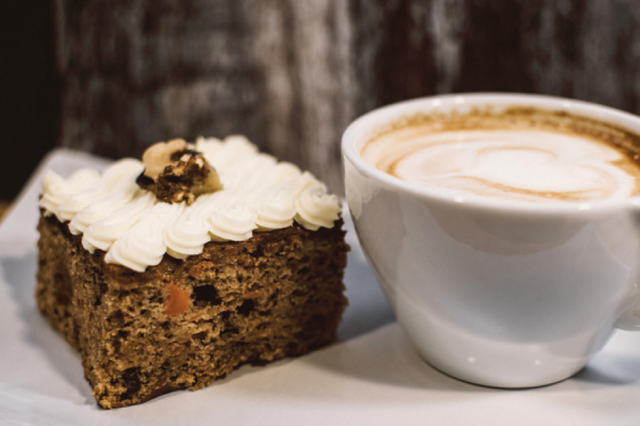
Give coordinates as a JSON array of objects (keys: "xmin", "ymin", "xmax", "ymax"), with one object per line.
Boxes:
[{"xmin": 615, "ymin": 284, "xmax": 640, "ymax": 331}]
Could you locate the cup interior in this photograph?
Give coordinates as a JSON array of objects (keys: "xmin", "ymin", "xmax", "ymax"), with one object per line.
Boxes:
[{"xmin": 342, "ymin": 93, "xmax": 640, "ymax": 213}]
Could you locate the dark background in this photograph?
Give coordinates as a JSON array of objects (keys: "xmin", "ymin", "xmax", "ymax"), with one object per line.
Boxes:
[
  {"xmin": 3, "ymin": 0, "xmax": 640, "ymax": 197},
  {"xmin": 1, "ymin": 1, "xmax": 58, "ymax": 199}
]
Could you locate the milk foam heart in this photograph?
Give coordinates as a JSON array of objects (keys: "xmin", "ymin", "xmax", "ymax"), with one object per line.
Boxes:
[{"xmin": 361, "ymin": 126, "xmax": 640, "ymax": 202}]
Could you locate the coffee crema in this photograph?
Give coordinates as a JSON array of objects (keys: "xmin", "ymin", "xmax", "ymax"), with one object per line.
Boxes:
[{"xmin": 360, "ymin": 107, "xmax": 640, "ymax": 202}]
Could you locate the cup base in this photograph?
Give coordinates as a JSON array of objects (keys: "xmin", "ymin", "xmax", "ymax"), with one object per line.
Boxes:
[{"xmin": 415, "ymin": 349, "xmax": 583, "ymax": 389}]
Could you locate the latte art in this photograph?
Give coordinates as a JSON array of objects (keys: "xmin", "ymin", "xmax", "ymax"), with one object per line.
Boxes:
[{"xmin": 361, "ymin": 120, "xmax": 640, "ymax": 202}]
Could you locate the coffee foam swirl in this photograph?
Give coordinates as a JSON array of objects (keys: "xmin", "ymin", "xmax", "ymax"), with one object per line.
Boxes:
[{"xmin": 361, "ymin": 117, "xmax": 640, "ymax": 203}]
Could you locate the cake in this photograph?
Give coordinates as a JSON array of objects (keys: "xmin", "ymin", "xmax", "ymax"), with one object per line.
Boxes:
[{"xmin": 35, "ymin": 136, "xmax": 349, "ymax": 409}]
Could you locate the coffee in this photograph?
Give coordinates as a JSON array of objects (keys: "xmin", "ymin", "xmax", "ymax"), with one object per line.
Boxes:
[{"xmin": 360, "ymin": 107, "xmax": 640, "ymax": 202}]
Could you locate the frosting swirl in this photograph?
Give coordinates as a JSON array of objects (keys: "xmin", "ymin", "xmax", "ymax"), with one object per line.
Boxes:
[
  {"xmin": 40, "ymin": 136, "xmax": 342, "ymax": 271},
  {"xmin": 105, "ymin": 202, "xmax": 186, "ymax": 272}
]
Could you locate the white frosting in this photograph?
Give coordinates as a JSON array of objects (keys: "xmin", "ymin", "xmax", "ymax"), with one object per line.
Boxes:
[
  {"xmin": 68, "ymin": 160, "xmax": 145, "ymax": 235},
  {"xmin": 40, "ymin": 136, "xmax": 341, "ymax": 272},
  {"xmin": 294, "ymin": 172, "xmax": 343, "ymax": 230},
  {"xmin": 55, "ymin": 159, "xmax": 144, "ymax": 224},
  {"xmin": 40, "ymin": 168, "xmax": 101, "ymax": 218},
  {"xmin": 362, "ymin": 129, "xmax": 640, "ymax": 202},
  {"xmin": 82, "ymin": 192, "xmax": 156, "ymax": 254},
  {"xmin": 105, "ymin": 202, "xmax": 186, "ymax": 272}
]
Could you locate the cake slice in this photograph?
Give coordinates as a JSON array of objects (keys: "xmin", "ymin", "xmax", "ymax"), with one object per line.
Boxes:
[{"xmin": 35, "ymin": 136, "xmax": 348, "ymax": 408}]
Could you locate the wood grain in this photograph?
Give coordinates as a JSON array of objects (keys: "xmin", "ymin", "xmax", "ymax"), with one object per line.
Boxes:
[{"xmin": 55, "ymin": 0, "xmax": 640, "ymax": 194}]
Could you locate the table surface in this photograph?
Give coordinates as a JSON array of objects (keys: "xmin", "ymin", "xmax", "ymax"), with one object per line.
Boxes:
[{"xmin": 2, "ymin": 149, "xmax": 640, "ymax": 426}]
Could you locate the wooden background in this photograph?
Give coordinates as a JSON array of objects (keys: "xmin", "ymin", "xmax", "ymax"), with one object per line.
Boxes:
[{"xmin": 4, "ymin": 0, "xmax": 640, "ymax": 197}]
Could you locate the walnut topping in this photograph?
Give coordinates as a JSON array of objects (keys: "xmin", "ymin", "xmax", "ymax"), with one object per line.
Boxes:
[{"xmin": 137, "ymin": 139, "xmax": 222, "ymax": 204}]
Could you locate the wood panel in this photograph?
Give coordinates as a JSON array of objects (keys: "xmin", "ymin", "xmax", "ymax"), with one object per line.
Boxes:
[{"xmin": 55, "ymin": 0, "xmax": 640, "ymax": 194}]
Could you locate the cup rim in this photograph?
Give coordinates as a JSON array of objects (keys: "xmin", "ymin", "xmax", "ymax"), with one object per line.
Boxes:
[{"xmin": 341, "ymin": 92, "xmax": 640, "ymax": 213}]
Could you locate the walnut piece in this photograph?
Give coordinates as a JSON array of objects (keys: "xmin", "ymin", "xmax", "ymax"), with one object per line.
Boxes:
[{"xmin": 137, "ymin": 139, "xmax": 222, "ymax": 204}]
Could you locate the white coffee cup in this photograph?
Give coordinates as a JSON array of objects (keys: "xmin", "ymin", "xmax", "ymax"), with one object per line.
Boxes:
[{"xmin": 342, "ymin": 93, "xmax": 640, "ymax": 388}]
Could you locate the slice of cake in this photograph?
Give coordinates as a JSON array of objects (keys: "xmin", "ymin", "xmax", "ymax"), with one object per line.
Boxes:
[{"xmin": 36, "ymin": 136, "xmax": 348, "ymax": 409}]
